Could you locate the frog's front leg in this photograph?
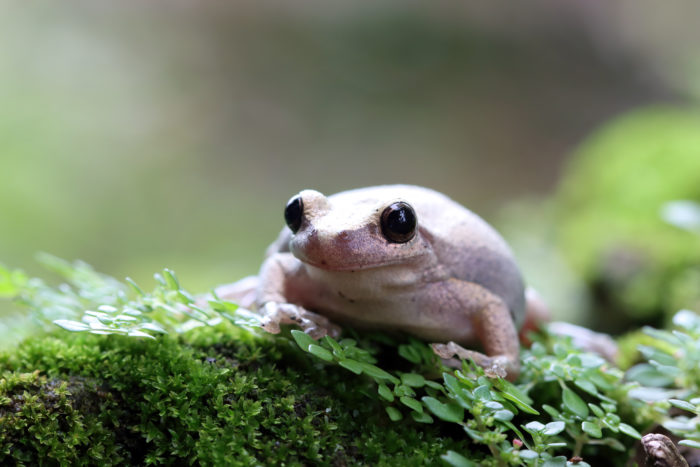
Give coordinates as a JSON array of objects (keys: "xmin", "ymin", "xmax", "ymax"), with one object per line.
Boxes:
[
  {"xmin": 431, "ymin": 281, "xmax": 520, "ymax": 381},
  {"xmin": 257, "ymin": 252, "xmax": 341, "ymax": 339}
]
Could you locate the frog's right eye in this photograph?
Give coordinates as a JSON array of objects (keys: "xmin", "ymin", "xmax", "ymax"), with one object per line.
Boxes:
[
  {"xmin": 380, "ymin": 202, "xmax": 416, "ymax": 243},
  {"xmin": 284, "ymin": 195, "xmax": 304, "ymax": 233}
]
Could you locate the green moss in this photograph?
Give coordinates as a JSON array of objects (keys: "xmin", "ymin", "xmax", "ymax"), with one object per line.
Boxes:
[
  {"xmin": 556, "ymin": 106, "xmax": 700, "ymax": 331},
  {"xmin": 0, "ymin": 325, "xmax": 469, "ymax": 465}
]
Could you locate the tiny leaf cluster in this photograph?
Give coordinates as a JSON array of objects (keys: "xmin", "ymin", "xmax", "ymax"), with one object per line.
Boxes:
[{"xmin": 626, "ymin": 309, "xmax": 700, "ymax": 449}]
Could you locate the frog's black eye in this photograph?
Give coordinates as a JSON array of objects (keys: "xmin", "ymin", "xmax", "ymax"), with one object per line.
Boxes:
[
  {"xmin": 284, "ymin": 195, "xmax": 304, "ymax": 233},
  {"xmin": 380, "ymin": 202, "xmax": 416, "ymax": 243}
]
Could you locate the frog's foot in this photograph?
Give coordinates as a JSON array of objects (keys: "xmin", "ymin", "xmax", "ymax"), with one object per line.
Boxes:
[
  {"xmin": 547, "ymin": 322, "xmax": 619, "ymax": 363},
  {"xmin": 261, "ymin": 302, "xmax": 341, "ymax": 339},
  {"xmin": 431, "ymin": 341, "xmax": 513, "ymax": 379}
]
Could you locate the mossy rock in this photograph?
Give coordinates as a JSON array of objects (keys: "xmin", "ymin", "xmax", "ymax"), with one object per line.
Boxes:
[
  {"xmin": 0, "ymin": 326, "xmax": 467, "ymax": 465},
  {"xmin": 556, "ymin": 106, "xmax": 700, "ymax": 332}
]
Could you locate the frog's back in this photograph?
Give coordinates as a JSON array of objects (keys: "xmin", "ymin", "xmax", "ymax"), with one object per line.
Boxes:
[{"xmin": 358, "ymin": 185, "xmax": 526, "ymax": 326}]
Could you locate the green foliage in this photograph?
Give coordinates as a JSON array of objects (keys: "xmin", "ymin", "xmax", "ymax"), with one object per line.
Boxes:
[
  {"xmin": 292, "ymin": 329, "xmax": 653, "ymax": 466},
  {"xmin": 1, "ymin": 253, "xmax": 260, "ymax": 341},
  {"xmin": 626, "ymin": 309, "xmax": 700, "ymax": 449},
  {"xmin": 2, "ymin": 255, "xmax": 700, "ymax": 465},
  {"xmin": 556, "ymin": 107, "xmax": 700, "ymax": 330}
]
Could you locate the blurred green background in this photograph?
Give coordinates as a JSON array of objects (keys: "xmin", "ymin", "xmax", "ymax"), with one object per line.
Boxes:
[{"xmin": 2, "ymin": 1, "xmax": 700, "ymax": 331}]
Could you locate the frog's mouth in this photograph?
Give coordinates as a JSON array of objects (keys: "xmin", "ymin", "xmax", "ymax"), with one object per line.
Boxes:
[
  {"xmin": 296, "ymin": 254, "xmax": 400, "ymax": 272},
  {"xmin": 289, "ymin": 228, "xmax": 430, "ymax": 272}
]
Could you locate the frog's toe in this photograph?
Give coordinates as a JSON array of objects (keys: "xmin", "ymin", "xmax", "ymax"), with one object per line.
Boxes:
[
  {"xmin": 260, "ymin": 302, "xmax": 342, "ymax": 338},
  {"xmin": 260, "ymin": 301, "xmax": 302, "ymax": 334},
  {"xmin": 261, "ymin": 320, "xmax": 281, "ymax": 334},
  {"xmin": 431, "ymin": 342, "xmax": 514, "ymax": 380}
]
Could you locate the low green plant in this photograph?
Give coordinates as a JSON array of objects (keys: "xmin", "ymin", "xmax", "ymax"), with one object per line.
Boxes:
[
  {"xmin": 1, "ymin": 255, "xmax": 670, "ymax": 466},
  {"xmin": 625, "ymin": 309, "xmax": 700, "ymax": 449}
]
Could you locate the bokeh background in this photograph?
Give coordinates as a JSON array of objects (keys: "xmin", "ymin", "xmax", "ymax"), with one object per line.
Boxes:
[{"xmin": 2, "ymin": 1, "xmax": 700, "ymax": 336}]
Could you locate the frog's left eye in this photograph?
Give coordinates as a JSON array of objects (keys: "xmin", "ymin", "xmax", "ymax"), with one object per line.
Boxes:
[
  {"xmin": 284, "ymin": 195, "xmax": 304, "ymax": 233},
  {"xmin": 380, "ymin": 202, "xmax": 416, "ymax": 243}
]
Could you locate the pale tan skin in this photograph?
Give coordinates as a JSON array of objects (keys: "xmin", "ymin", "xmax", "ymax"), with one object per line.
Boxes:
[{"xmin": 220, "ymin": 185, "xmax": 532, "ymax": 380}]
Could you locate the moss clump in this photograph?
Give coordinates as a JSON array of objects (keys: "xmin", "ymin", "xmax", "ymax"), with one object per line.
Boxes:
[
  {"xmin": 0, "ymin": 325, "xmax": 468, "ymax": 465},
  {"xmin": 556, "ymin": 106, "xmax": 700, "ymax": 332}
]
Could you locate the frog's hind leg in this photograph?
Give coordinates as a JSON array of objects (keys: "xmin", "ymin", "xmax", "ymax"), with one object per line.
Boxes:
[
  {"xmin": 522, "ymin": 288, "xmax": 618, "ymax": 362},
  {"xmin": 431, "ymin": 281, "xmax": 520, "ymax": 381},
  {"xmin": 518, "ymin": 287, "xmax": 551, "ymax": 344}
]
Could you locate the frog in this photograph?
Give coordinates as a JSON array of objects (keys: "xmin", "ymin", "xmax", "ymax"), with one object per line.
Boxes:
[{"xmin": 217, "ymin": 185, "xmax": 544, "ymax": 380}]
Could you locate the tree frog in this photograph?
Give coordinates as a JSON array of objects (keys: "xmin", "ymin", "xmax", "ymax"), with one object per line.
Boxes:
[{"xmin": 220, "ymin": 185, "xmax": 543, "ymax": 380}]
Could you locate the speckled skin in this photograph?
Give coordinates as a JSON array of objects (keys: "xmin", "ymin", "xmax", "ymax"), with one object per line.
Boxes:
[{"xmin": 251, "ymin": 185, "xmax": 527, "ymax": 379}]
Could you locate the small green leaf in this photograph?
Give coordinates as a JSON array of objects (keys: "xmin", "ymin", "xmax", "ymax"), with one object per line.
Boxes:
[
  {"xmin": 444, "ymin": 373, "xmax": 470, "ymax": 398},
  {"xmin": 588, "ymin": 403, "xmax": 604, "ymax": 418},
  {"xmin": 473, "ymin": 385, "xmax": 492, "ymax": 401},
  {"xmin": 495, "ymin": 378, "xmax": 539, "ymax": 415},
  {"xmin": 493, "ymin": 409, "xmax": 514, "ymax": 421},
  {"xmin": 542, "ymin": 404, "xmax": 561, "ymax": 418},
  {"xmin": 574, "ymin": 378, "xmax": 598, "ymax": 396},
  {"xmin": 441, "ymin": 450, "xmax": 476, "ymax": 467},
  {"xmin": 308, "ymin": 344, "xmax": 334, "ymax": 362},
  {"xmin": 393, "ymin": 384, "xmax": 415, "ymax": 397},
  {"xmin": 669, "ymin": 399, "xmax": 697, "ymax": 413},
  {"xmin": 422, "ymin": 396, "xmax": 464, "ymax": 423},
  {"xmin": 484, "ymin": 401, "xmax": 504, "ymax": 410},
  {"xmin": 562, "ymin": 386, "xmax": 589, "ymax": 418},
  {"xmin": 322, "ymin": 336, "xmax": 344, "ymax": 355},
  {"xmin": 581, "ymin": 421, "xmax": 602, "ymax": 438},
  {"xmin": 411, "ymin": 411, "xmax": 433, "ymax": 423},
  {"xmin": 400, "ymin": 396, "xmax": 423, "ymax": 413},
  {"xmin": 290, "ymin": 330, "xmax": 316, "ymax": 351},
  {"xmin": 162, "ymin": 269, "xmax": 180, "ymax": 289},
  {"xmin": 398, "ymin": 344, "xmax": 422, "ymax": 364},
  {"xmin": 518, "ymin": 450, "xmax": 539, "ymax": 460},
  {"xmin": 140, "ymin": 322, "xmax": 168, "ymax": 334},
  {"xmin": 153, "ymin": 272, "xmax": 167, "ymax": 287},
  {"xmin": 385, "ymin": 406, "xmax": 402, "ymax": 421},
  {"xmin": 643, "ymin": 326, "xmax": 682, "ymax": 346},
  {"xmin": 626, "ymin": 363, "xmax": 675, "ymax": 387},
  {"xmin": 425, "ymin": 380, "xmax": 444, "ymax": 390},
  {"xmin": 679, "ymin": 439, "xmax": 700, "ymax": 449},
  {"xmin": 177, "ymin": 289, "xmax": 195, "ymax": 304},
  {"xmin": 54, "ymin": 320, "xmax": 90, "ymax": 332},
  {"xmin": 401, "ymin": 373, "xmax": 426, "ymax": 387},
  {"xmin": 338, "ymin": 359, "xmax": 363, "ymax": 375},
  {"xmin": 125, "ymin": 277, "xmax": 145, "ymax": 296},
  {"xmin": 618, "ymin": 423, "xmax": 642, "ymax": 440},
  {"xmin": 542, "ymin": 421, "xmax": 565, "ymax": 436},
  {"xmin": 378, "ymin": 384, "xmax": 394, "ymax": 402},
  {"xmin": 127, "ymin": 329, "xmax": 156, "ymax": 339},
  {"xmin": 524, "ymin": 421, "xmax": 545, "ymax": 432},
  {"xmin": 357, "ymin": 362, "xmax": 399, "ymax": 384},
  {"xmin": 542, "ymin": 457, "xmax": 567, "ymax": 467}
]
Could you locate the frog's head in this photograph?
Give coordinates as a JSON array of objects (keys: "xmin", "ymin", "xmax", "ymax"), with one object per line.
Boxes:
[{"xmin": 283, "ymin": 189, "xmax": 434, "ymax": 271}]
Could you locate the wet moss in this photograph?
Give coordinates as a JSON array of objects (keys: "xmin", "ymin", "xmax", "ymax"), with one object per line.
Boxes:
[{"xmin": 0, "ymin": 326, "xmax": 468, "ymax": 465}]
